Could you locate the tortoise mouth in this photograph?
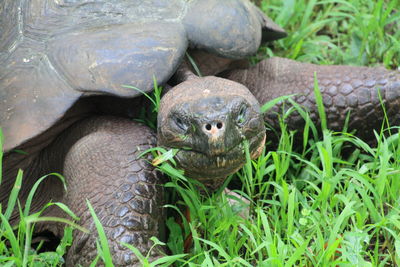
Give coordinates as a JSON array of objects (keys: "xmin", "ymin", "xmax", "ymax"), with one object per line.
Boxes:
[{"xmin": 171, "ymin": 130, "xmax": 266, "ymax": 187}]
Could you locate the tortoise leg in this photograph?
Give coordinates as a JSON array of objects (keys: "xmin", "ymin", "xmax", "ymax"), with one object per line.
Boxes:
[
  {"xmin": 53, "ymin": 116, "xmax": 164, "ymax": 266},
  {"xmin": 223, "ymin": 57, "xmax": 400, "ymax": 139}
]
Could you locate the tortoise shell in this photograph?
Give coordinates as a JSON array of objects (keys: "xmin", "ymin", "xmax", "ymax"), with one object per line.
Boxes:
[{"xmin": 0, "ymin": 0, "xmax": 285, "ymax": 152}]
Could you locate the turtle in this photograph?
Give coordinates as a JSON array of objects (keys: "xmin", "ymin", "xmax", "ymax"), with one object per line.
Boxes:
[{"xmin": 1, "ymin": 0, "xmax": 400, "ymax": 265}]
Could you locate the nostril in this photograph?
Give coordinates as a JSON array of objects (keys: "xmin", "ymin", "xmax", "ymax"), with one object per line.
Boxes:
[{"xmin": 204, "ymin": 122, "xmax": 224, "ymax": 132}]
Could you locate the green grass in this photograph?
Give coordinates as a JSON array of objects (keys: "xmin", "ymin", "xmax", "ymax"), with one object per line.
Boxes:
[
  {"xmin": 0, "ymin": 129, "xmax": 88, "ymax": 266},
  {"xmin": 258, "ymin": 0, "xmax": 400, "ymax": 69},
  {"xmin": 153, "ymin": 1, "xmax": 400, "ymax": 265},
  {"xmin": 1, "ymin": 0, "xmax": 400, "ymax": 266},
  {"xmin": 155, "ymin": 93, "xmax": 400, "ymax": 266}
]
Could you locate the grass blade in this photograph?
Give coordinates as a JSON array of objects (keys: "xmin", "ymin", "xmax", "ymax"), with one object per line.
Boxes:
[
  {"xmin": 3, "ymin": 169, "xmax": 23, "ymax": 222},
  {"xmin": 86, "ymin": 200, "xmax": 114, "ymax": 267},
  {"xmin": 313, "ymin": 72, "xmax": 327, "ymax": 131}
]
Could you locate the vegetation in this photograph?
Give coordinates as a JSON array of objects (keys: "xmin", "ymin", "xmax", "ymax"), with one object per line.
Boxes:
[
  {"xmin": 0, "ymin": 130, "xmax": 88, "ymax": 266},
  {"xmin": 259, "ymin": 0, "xmax": 400, "ymax": 69},
  {"xmin": 157, "ymin": 1, "xmax": 400, "ymax": 265},
  {"xmin": 1, "ymin": 0, "xmax": 399, "ymax": 266}
]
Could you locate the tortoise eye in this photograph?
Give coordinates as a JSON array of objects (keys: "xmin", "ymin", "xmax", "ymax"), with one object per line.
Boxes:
[
  {"xmin": 237, "ymin": 105, "xmax": 247, "ymax": 125},
  {"xmin": 174, "ymin": 116, "xmax": 188, "ymax": 132}
]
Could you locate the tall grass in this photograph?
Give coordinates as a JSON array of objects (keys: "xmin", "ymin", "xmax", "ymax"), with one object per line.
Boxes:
[
  {"xmin": 0, "ymin": 129, "xmax": 88, "ymax": 266},
  {"xmin": 153, "ymin": 84, "xmax": 400, "ymax": 266},
  {"xmin": 259, "ymin": 0, "xmax": 400, "ymax": 69}
]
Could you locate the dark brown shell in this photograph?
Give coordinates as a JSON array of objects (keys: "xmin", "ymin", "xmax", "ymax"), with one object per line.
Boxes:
[{"xmin": 0, "ymin": 0, "xmax": 285, "ymax": 152}]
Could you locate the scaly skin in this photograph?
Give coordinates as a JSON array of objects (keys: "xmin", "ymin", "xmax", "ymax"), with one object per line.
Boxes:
[
  {"xmin": 224, "ymin": 57, "xmax": 400, "ymax": 139},
  {"xmin": 57, "ymin": 117, "xmax": 165, "ymax": 266},
  {"xmin": 2, "ymin": 116, "xmax": 164, "ymax": 266}
]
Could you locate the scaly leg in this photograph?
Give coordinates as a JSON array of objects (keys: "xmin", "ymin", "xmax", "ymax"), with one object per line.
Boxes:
[
  {"xmin": 50, "ymin": 116, "xmax": 164, "ymax": 266},
  {"xmin": 224, "ymin": 57, "xmax": 400, "ymax": 139}
]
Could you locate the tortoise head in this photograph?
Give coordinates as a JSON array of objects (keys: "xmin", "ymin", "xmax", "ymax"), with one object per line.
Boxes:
[{"xmin": 157, "ymin": 76, "xmax": 265, "ymax": 189}]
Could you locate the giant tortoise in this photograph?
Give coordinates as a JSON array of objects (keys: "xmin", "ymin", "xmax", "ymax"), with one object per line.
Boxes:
[{"xmin": 1, "ymin": 0, "xmax": 399, "ymax": 265}]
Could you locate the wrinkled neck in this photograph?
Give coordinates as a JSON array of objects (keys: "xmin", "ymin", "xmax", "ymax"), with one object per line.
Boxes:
[{"xmin": 173, "ymin": 58, "xmax": 199, "ymax": 84}]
